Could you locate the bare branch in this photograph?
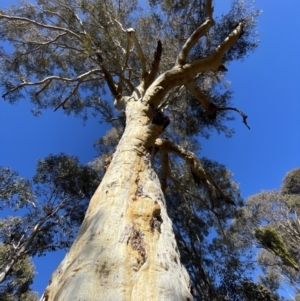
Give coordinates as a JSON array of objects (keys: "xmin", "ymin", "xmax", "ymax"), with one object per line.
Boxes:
[
  {"xmin": 217, "ymin": 106, "xmax": 250, "ymax": 129},
  {"xmin": 144, "ymin": 21, "xmax": 245, "ymax": 108},
  {"xmin": 2, "ymin": 69, "xmax": 101, "ymax": 99},
  {"xmin": 167, "ymin": 170, "xmax": 227, "ymax": 238},
  {"xmin": 145, "ymin": 40, "xmax": 163, "ymax": 89},
  {"xmin": 215, "ymin": 21, "xmax": 244, "ymax": 56},
  {"xmin": 114, "ymin": 72, "xmax": 135, "ymax": 93},
  {"xmin": 127, "ymin": 29, "xmax": 147, "ymax": 78},
  {"xmin": 35, "ymin": 79, "xmax": 52, "ymax": 97},
  {"xmin": 122, "ymin": 31, "xmax": 132, "ymax": 72},
  {"xmin": 176, "ymin": 0, "xmax": 214, "ymax": 65},
  {"xmin": 177, "ymin": 20, "xmax": 213, "ymax": 65},
  {"xmin": 28, "ymin": 32, "xmax": 68, "ymax": 46},
  {"xmin": 51, "ymin": 1, "xmax": 84, "ymax": 28},
  {"xmin": 113, "ymin": 18, "xmax": 127, "ymax": 32},
  {"xmin": 95, "ymin": 51, "xmax": 122, "ymax": 101},
  {"xmin": 0, "ymin": 14, "xmax": 82, "ymax": 41}
]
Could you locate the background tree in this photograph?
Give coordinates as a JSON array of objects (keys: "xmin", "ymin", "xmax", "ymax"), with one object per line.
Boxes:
[
  {"xmin": 0, "ymin": 243, "xmax": 38, "ymax": 301},
  {"xmin": 0, "ymin": 0, "xmax": 261, "ymax": 300},
  {"xmin": 232, "ymin": 168, "xmax": 300, "ymax": 299},
  {"xmin": 0, "ymin": 154, "xmax": 100, "ymax": 299}
]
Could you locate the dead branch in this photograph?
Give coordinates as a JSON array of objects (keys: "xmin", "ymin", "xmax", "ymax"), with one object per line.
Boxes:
[
  {"xmin": 146, "ymin": 40, "xmax": 163, "ymax": 88},
  {"xmin": 217, "ymin": 106, "xmax": 250, "ymax": 129}
]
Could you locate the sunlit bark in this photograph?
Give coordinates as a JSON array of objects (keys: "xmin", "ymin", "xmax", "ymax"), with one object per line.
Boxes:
[{"xmin": 43, "ymin": 100, "xmax": 192, "ymax": 301}]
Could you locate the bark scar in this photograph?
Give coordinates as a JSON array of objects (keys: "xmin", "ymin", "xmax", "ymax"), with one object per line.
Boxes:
[{"xmin": 129, "ymin": 224, "xmax": 147, "ymax": 265}]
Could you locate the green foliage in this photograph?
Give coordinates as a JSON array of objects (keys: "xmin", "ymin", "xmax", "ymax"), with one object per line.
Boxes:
[
  {"xmin": 238, "ymin": 280, "xmax": 280, "ymax": 301},
  {"xmin": 0, "ymin": 0, "xmax": 262, "ymax": 299},
  {"xmin": 0, "ymin": 153, "xmax": 100, "ymax": 298},
  {"xmin": 255, "ymin": 226, "xmax": 299, "ymax": 271},
  {"xmin": 0, "ymin": 167, "xmax": 33, "ymax": 210},
  {"xmin": 232, "ymin": 168, "xmax": 300, "ymax": 300},
  {"xmin": 0, "ymin": 243, "xmax": 38, "ymax": 301},
  {"xmin": 281, "ymin": 168, "xmax": 300, "ymax": 195}
]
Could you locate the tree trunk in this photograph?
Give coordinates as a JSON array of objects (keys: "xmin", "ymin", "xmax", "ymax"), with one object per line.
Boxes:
[{"xmin": 43, "ymin": 99, "xmax": 193, "ymax": 301}]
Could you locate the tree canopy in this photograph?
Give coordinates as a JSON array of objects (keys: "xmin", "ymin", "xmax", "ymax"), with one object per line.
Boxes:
[
  {"xmin": 0, "ymin": 154, "xmax": 100, "ymax": 297},
  {"xmin": 233, "ymin": 168, "xmax": 300, "ymax": 299},
  {"xmin": 0, "ymin": 0, "xmax": 269, "ymax": 300}
]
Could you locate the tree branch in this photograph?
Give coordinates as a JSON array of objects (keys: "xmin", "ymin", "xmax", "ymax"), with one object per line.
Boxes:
[
  {"xmin": 0, "ymin": 14, "xmax": 82, "ymax": 41},
  {"xmin": 54, "ymin": 82, "xmax": 80, "ymax": 111},
  {"xmin": 0, "ymin": 201, "xmax": 65, "ymax": 283},
  {"xmin": 155, "ymin": 138, "xmax": 235, "ymax": 206},
  {"xmin": 168, "ymin": 171, "xmax": 227, "ymax": 238},
  {"xmin": 143, "ymin": 22, "xmax": 245, "ymax": 108},
  {"xmin": 217, "ymin": 106, "xmax": 250, "ymax": 129},
  {"xmin": 2, "ymin": 69, "xmax": 101, "ymax": 99},
  {"xmin": 127, "ymin": 29, "xmax": 147, "ymax": 78},
  {"xmin": 176, "ymin": 0, "xmax": 214, "ymax": 65},
  {"xmin": 177, "ymin": 19, "xmax": 212, "ymax": 66},
  {"xmin": 114, "ymin": 71, "xmax": 135, "ymax": 93},
  {"xmin": 145, "ymin": 40, "xmax": 163, "ymax": 89},
  {"xmin": 186, "ymin": 81, "xmax": 217, "ymax": 118},
  {"xmin": 95, "ymin": 51, "xmax": 123, "ymax": 102},
  {"xmin": 27, "ymin": 32, "xmax": 68, "ymax": 46}
]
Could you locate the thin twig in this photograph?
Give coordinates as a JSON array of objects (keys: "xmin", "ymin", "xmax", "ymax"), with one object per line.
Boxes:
[{"xmin": 54, "ymin": 82, "xmax": 80, "ymax": 111}]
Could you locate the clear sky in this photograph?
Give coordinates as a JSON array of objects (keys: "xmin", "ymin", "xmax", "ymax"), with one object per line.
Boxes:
[{"xmin": 0, "ymin": 0, "xmax": 299, "ymax": 297}]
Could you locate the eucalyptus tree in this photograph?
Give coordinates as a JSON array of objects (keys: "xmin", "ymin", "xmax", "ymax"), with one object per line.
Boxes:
[
  {"xmin": 232, "ymin": 168, "xmax": 300, "ymax": 299},
  {"xmin": 0, "ymin": 0, "xmax": 260, "ymax": 300},
  {"xmin": 0, "ymin": 243, "xmax": 38, "ymax": 301},
  {"xmin": 0, "ymin": 154, "xmax": 100, "ymax": 297}
]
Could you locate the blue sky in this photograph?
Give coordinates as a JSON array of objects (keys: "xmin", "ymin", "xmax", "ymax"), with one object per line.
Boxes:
[{"xmin": 0, "ymin": 0, "xmax": 300, "ymax": 297}]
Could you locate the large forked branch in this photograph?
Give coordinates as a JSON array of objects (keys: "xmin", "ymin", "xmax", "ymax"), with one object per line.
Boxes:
[
  {"xmin": 155, "ymin": 138, "xmax": 235, "ymax": 207},
  {"xmin": 0, "ymin": 14, "xmax": 82, "ymax": 41},
  {"xmin": 176, "ymin": 0, "xmax": 215, "ymax": 65},
  {"xmin": 143, "ymin": 21, "xmax": 244, "ymax": 108}
]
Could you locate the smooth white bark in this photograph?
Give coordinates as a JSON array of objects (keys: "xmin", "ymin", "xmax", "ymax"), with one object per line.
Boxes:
[{"xmin": 43, "ymin": 100, "xmax": 192, "ymax": 301}]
